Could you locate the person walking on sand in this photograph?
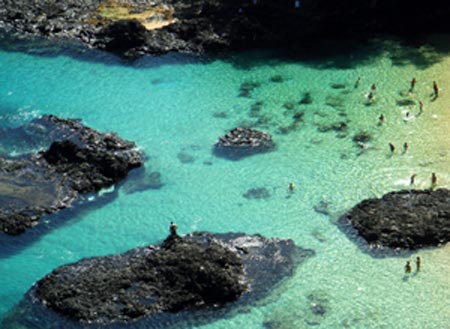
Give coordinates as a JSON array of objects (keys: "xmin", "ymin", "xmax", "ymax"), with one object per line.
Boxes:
[{"xmin": 405, "ymin": 261, "xmax": 412, "ymax": 274}]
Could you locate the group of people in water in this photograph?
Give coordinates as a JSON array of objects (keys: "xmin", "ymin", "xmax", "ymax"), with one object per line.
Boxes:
[
  {"xmin": 361, "ymin": 77, "xmax": 441, "ymax": 189},
  {"xmin": 405, "ymin": 256, "xmax": 421, "ymax": 274},
  {"xmin": 367, "ymin": 77, "xmax": 438, "ymax": 122}
]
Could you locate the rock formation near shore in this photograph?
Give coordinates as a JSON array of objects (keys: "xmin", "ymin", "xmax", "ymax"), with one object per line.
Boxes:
[
  {"xmin": 2, "ymin": 0, "xmax": 450, "ymax": 57},
  {"xmin": 2, "ymin": 232, "xmax": 314, "ymax": 328},
  {"xmin": 0, "ymin": 115, "xmax": 143, "ymax": 235},
  {"xmin": 342, "ymin": 189, "xmax": 450, "ymax": 250},
  {"xmin": 214, "ymin": 127, "xmax": 274, "ymax": 159}
]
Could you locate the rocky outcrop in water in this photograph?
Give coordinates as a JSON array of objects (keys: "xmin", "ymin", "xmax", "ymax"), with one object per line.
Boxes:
[
  {"xmin": 3, "ymin": 232, "xmax": 314, "ymax": 327},
  {"xmin": 341, "ymin": 189, "xmax": 450, "ymax": 249},
  {"xmin": 2, "ymin": 0, "xmax": 450, "ymax": 57},
  {"xmin": 0, "ymin": 115, "xmax": 143, "ymax": 235},
  {"xmin": 214, "ymin": 127, "xmax": 274, "ymax": 159}
]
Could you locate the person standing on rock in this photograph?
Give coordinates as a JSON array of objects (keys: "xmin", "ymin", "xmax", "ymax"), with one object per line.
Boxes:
[{"xmin": 170, "ymin": 221, "xmax": 178, "ymax": 236}]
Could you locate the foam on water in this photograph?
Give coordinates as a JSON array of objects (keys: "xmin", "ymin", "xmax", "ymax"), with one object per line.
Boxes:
[{"xmin": 1, "ymin": 37, "xmax": 450, "ymax": 328}]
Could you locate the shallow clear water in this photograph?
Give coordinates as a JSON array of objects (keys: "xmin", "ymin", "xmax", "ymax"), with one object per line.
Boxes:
[{"xmin": 1, "ymin": 36, "xmax": 450, "ymax": 328}]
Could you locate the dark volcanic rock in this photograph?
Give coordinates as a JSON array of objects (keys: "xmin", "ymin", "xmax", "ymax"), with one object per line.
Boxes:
[
  {"xmin": 0, "ymin": 115, "xmax": 143, "ymax": 235},
  {"xmin": 214, "ymin": 127, "xmax": 274, "ymax": 160},
  {"xmin": 341, "ymin": 189, "xmax": 450, "ymax": 249},
  {"xmin": 3, "ymin": 0, "xmax": 450, "ymax": 56},
  {"xmin": 4, "ymin": 232, "xmax": 314, "ymax": 327},
  {"xmin": 95, "ymin": 19, "xmax": 149, "ymax": 57}
]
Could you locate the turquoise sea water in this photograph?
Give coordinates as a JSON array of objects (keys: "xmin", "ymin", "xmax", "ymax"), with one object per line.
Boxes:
[{"xmin": 1, "ymin": 36, "xmax": 450, "ymax": 328}]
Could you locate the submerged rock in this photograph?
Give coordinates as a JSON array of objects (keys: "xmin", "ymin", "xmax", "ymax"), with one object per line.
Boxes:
[
  {"xmin": 325, "ymin": 96, "xmax": 345, "ymax": 109},
  {"xmin": 177, "ymin": 152, "xmax": 196, "ymax": 164},
  {"xmin": 314, "ymin": 200, "xmax": 331, "ymax": 216},
  {"xmin": 214, "ymin": 127, "xmax": 274, "ymax": 160},
  {"xmin": 330, "ymin": 83, "xmax": 346, "ymax": 89},
  {"xmin": 396, "ymin": 98, "xmax": 416, "ymax": 106},
  {"xmin": 270, "ymin": 75, "xmax": 283, "ymax": 83},
  {"xmin": 122, "ymin": 168, "xmax": 164, "ymax": 193},
  {"xmin": 352, "ymin": 130, "xmax": 372, "ymax": 144},
  {"xmin": 341, "ymin": 189, "xmax": 450, "ymax": 249},
  {"xmin": 317, "ymin": 121, "xmax": 348, "ymax": 133},
  {"xmin": 0, "ymin": 115, "xmax": 143, "ymax": 235},
  {"xmin": 299, "ymin": 92, "xmax": 313, "ymax": 105},
  {"xmin": 3, "ymin": 232, "xmax": 314, "ymax": 328},
  {"xmin": 239, "ymin": 81, "xmax": 261, "ymax": 98},
  {"xmin": 243, "ymin": 187, "xmax": 271, "ymax": 199}
]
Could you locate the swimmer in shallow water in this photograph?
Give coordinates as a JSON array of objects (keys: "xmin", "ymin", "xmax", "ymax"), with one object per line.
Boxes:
[
  {"xmin": 389, "ymin": 143, "xmax": 395, "ymax": 153},
  {"xmin": 433, "ymin": 81, "xmax": 439, "ymax": 98},
  {"xmin": 405, "ymin": 261, "xmax": 412, "ymax": 274},
  {"xmin": 403, "ymin": 109, "xmax": 414, "ymax": 122},
  {"xmin": 415, "ymin": 256, "xmax": 421, "ymax": 272},
  {"xmin": 431, "ymin": 173, "xmax": 437, "ymax": 187},
  {"xmin": 410, "ymin": 173, "xmax": 417, "ymax": 186},
  {"xmin": 410, "ymin": 77, "xmax": 416, "ymax": 92}
]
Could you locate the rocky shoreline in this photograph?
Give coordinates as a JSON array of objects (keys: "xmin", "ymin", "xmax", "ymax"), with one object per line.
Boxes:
[
  {"xmin": 0, "ymin": 115, "xmax": 143, "ymax": 236},
  {"xmin": 2, "ymin": 232, "xmax": 314, "ymax": 328},
  {"xmin": 341, "ymin": 189, "xmax": 450, "ymax": 250},
  {"xmin": 2, "ymin": 0, "xmax": 450, "ymax": 57}
]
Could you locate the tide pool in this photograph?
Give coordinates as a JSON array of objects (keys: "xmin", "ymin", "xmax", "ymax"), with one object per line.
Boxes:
[{"xmin": 1, "ymin": 36, "xmax": 450, "ymax": 328}]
